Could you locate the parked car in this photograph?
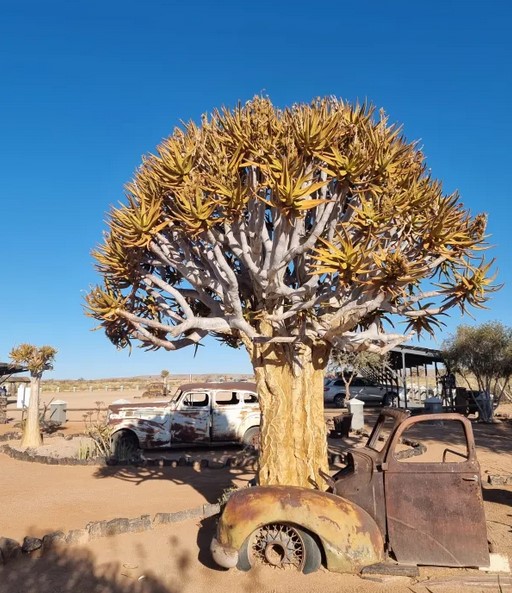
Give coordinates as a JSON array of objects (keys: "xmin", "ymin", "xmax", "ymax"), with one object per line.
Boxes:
[
  {"xmin": 107, "ymin": 382, "xmax": 260, "ymax": 455},
  {"xmin": 211, "ymin": 408, "xmax": 489, "ymax": 574},
  {"xmin": 324, "ymin": 376, "xmax": 396, "ymax": 408}
]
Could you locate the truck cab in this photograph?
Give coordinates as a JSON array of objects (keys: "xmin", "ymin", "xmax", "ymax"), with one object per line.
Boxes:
[{"xmin": 211, "ymin": 409, "xmax": 489, "ymax": 573}]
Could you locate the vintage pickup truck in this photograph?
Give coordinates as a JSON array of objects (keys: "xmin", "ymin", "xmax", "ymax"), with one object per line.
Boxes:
[
  {"xmin": 211, "ymin": 408, "xmax": 490, "ymax": 574},
  {"xmin": 107, "ymin": 381, "xmax": 260, "ymax": 454}
]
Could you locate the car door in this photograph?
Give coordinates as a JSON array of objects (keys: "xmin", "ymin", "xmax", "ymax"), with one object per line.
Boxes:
[
  {"xmin": 358, "ymin": 378, "xmax": 384, "ymax": 404},
  {"xmin": 211, "ymin": 389, "xmax": 243, "ymax": 442},
  {"xmin": 170, "ymin": 390, "xmax": 210, "ymax": 444},
  {"xmin": 349, "ymin": 378, "xmax": 368, "ymax": 400},
  {"xmin": 383, "ymin": 414, "xmax": 489, "ymax": 567}
]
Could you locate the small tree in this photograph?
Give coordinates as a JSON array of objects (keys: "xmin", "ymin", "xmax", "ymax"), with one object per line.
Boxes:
[
  {"xmin": 86, "ymin": 97, "xmax": 496, "ymax": 488},
  {"xmin": 161, "ymin": 369, "xmax": 170, "ymax": 394},
  {"xmin": 442, "ymin": 322, "xmax": 512, "ymax": 422},
  {"xmin": 10, "ymin": 344, "xmax": 57, "ymax": 447},
  {"xmin": 328, "ymin": 350, "xmax": 387, "ymax": 403}
]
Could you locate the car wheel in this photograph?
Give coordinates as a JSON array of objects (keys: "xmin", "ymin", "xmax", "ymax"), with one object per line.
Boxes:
[
  {"xmin": 334, "ymin": 394, "xmax": 345, "ymax": 408},
  {"xmin": 111, "ymin": 430, "xmax": 139, "ymax": 460},
  {"xmin": 237, "ymin": 523, "xmax": 322, "ymax": 574},
  {"xmin": 242, "ymin": 427, "xmax": 260, "ymax": 448}
]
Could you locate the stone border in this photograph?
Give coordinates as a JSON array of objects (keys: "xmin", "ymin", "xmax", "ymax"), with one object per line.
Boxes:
[
  {"xmin": 0, "ymin": 502, "xmax": 222, "ymax": 567},
  {"xmin": 0, "ymin": 442, "xmax": 258, "ymax": 469},
  {"xmin": 395, "ymin": 437, "xmax": 427, "ymax": 460},
  {"xmin": 0, "ymin": 432, "xmax": 22, "ymax": 443},
  {"xmin": 0, "ymin": 443, "xmax": 105, "ymax": 466},
  {"xmin": 2, "ymin": 437, "xmax": 391, "ymax": 468}
]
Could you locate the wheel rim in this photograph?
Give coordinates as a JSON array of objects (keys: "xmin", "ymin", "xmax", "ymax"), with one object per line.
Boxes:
[{"xmin": 248, "ymin": 524, "xmax": 306, "ymax": 569}]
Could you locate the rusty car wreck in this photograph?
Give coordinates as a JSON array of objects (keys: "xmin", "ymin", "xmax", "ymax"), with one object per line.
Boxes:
[
  {"xmin": 211, "ymin": 408, "xmax": 490, "ymax": 573},
  {"xmin": 107, "ymin": 382, "xmax": 260, "ymax": 454}
]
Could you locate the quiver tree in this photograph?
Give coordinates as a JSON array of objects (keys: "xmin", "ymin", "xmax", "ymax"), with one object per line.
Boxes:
[
  {"xmin": 9, "ymin": 344, "xmax": 57, "ymax": 448},
  {"xmin": 86, "ymin": 97, "xmax": 496, "ymax": 488},
  {"xmin": 161, "ymin": 369, "xmax": 170, "ymax": 394}
]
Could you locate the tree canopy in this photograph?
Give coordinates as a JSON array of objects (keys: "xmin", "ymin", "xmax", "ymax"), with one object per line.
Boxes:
[
  {"xmin": 10, "ymin": 344, "xmax": 57, "ymax": 378},
  {"xmin": 442, "ymin": 321, "xmax": 512, "ymax": 419},
  {"xmin": 86, "ymin": 97, "xmax": 495, "ymax": 356},
  {"xmin": 328, "ymin": 349, "xmax": 387, "ymax": 402}
]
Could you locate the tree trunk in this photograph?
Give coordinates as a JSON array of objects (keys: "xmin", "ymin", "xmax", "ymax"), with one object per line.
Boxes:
[
  {"xmin": 21, "ymin": 376, "xmax": 42, "ymax": 448},
  {"xmin": 250, "ymin": 340, "xmax": 330, "ymax": 489}
]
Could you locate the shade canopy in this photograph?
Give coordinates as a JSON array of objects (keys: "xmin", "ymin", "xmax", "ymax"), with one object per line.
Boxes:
[{"xmin": 0, "ymin": 362, "xmax": 27, "ymax": 376}]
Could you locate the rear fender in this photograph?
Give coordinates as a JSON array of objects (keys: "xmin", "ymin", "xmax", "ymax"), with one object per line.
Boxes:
[
  {"xmin": 217, "ymin": 485, "xmax": 384, "ymax": 573},
  {"xmin": 237, "ymin": 412, "xmax": 260, "ymax": 439}
]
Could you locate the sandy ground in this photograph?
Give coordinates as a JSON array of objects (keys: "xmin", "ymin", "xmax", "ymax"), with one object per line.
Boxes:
[{"xmin": 0, "ymin": 394, "xmax": 511, "ymax": 593}]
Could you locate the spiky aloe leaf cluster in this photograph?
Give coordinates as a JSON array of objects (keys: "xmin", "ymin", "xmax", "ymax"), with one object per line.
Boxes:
[{"xmin": 10, "ymin": 344, "xmax": 57, "ymax": 378}]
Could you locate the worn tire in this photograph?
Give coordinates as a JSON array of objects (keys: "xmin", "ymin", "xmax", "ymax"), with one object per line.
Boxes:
[
  {"xmin": 237, "ymin": 523, "xmax": 322, "ymax": 574},
  {"xmin": 242, "ymin": 427, "xmax": 260, "ymax": 448},
  {"xmin": 333, "ymin": 394, "xmax": 345, "ymax": 408},
  {"xmin": 111, "ymin": 430, "xmax": 139, "ymax": 460}
]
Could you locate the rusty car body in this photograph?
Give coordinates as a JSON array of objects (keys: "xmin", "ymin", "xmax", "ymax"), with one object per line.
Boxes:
[
  {"xmin": 211, "ymin": 408, "xmax": 490, "ymax": 573},
  {"xmin": 107, "ymin": 382, "xmax": 260, "ymax": 453}
]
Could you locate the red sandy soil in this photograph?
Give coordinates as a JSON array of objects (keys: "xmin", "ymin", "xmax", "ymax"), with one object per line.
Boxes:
[{"xmin": 0, "ymin": 396, "xmax": 511, "ymax": 593}]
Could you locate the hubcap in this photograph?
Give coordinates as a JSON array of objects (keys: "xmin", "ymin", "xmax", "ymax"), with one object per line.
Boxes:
[{"xmin": 248, "ymin": 524, "xmax": 305, "ymax": 569}]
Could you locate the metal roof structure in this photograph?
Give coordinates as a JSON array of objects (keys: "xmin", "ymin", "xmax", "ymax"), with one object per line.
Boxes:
[
  {"xmin": 0, "ymin": 362, "xmax": 27, "ymax": 377},
  {"xmin": 388, "ymin": 344, "xmax": 444, "ymax": 370}
]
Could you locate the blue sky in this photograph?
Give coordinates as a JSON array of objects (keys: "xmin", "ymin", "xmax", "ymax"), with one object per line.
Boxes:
[{"xmin": 1, "ymin": 0, "xmax": 510, "ymax": 379}]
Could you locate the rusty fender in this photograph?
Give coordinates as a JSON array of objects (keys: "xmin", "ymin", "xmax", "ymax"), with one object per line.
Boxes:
[
  {"xmin": 110, "ymin": 418, "xmax": 170, "ymax": 448},
  {"xmin": 218, "ymin": 485, "xmax": 385, "ymax": 573}
]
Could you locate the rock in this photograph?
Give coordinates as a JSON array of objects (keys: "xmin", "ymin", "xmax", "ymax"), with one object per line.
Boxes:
[
  {"xmin": 21, "ymin": 536, "xmax": 43, "ymax": 554},
  {"xmin": 487, "ymin": 474, "xmax": 512, "ymax": 486},
  {"xmin": 87, "ymin": 519, "xmax": 125, "ymax": 539},
  {"xmin": 126, "ymin": 515, "xmax": 152, "ymax": 533},
  {"xmin": 153, "ymin": 507, "xmax": 203, "ymax": 525},
  {"xmin": 65, "ymin": 529, "xmax": 89, "ymax": 544},
  {"xmin": 41, "ymin": 531, "xmax": 66, "ymax": 552},
  {"xmin": 0, "ymin": 537, "xmax": 22, "ymax": 565},
  {"xmin": 202, "ymin": 503, "xmax": 221, "ymax": 517}
]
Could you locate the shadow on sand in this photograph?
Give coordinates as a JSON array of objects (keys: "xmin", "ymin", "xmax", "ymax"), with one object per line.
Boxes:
[
  {"xmin": 0, "ymin": 546, "xmax": 177, "ymax": 593},
  {"xmin": 483, "ymin": 486, "xmax": 512, "ymax": 508},
  {"xmin": 92, "ymin": 446, "xmax": 257, "ymax": 504}
]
